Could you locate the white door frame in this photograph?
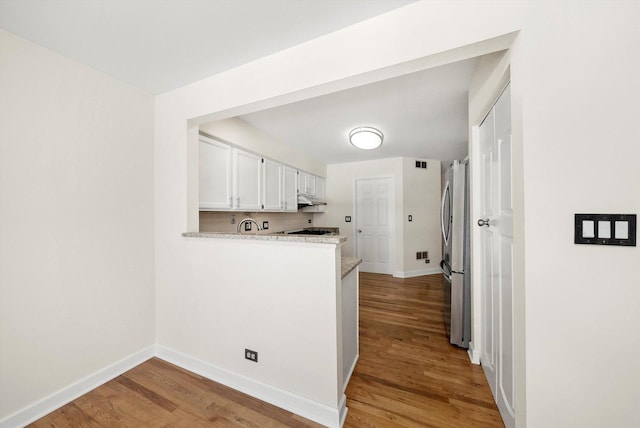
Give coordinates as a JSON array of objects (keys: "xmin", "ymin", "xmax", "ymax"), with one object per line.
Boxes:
[{"xmin": 353, "ymin": 175, "xmax": 396, "ymax": 275}]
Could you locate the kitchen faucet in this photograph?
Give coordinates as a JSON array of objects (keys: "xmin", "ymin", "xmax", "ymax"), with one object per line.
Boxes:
[{"xmin": 237, "ymin": 218, "xmax": 262, "ymax": 233}]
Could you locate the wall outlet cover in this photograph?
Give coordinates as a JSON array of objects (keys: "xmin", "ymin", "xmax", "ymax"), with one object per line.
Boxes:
[{"xmin": 245, "ymin": 349, "xmax": 258, "ymax": 362}]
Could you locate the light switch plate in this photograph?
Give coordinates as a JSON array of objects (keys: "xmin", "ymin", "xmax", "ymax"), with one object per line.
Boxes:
[{"xmin": 575, "ymin": 214, "xmax": 636, "ymax": 246}]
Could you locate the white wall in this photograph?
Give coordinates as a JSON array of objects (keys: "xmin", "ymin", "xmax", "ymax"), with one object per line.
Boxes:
[
  {"xmin": 0, "ymin": 29, "xmax": 155, "ymax": 422},
  {"xmin": 520, "ymin": 3, "xmax": 640, "ymax": 427},
  {"xmin": 315, "ymin": 158, "xmax": 441, "ymax": 277},
  {"xmin": 401, "ymin": 158, "xmax": 442, "ymax": 276},
  {"xmin": 155, "ymin": 239, "xmax": 342, "ymax": 408},
  {"xmin": 200, "ymin": 118, "xmax": 326, "ymax": 177}
]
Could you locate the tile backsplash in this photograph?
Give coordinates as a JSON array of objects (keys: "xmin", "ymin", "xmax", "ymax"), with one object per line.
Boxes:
[{"xmin": 199, "ymin": 211, "xmax": 313, "ymax": 234}]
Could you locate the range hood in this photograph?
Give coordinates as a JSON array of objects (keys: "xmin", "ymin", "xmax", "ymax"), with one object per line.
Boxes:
[{"xmin": 298, "ymin": 194, "xmax": 327, "ymax": 207}]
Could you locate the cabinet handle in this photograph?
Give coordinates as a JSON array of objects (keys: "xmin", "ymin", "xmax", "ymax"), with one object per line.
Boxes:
[
  {"xmin": 237, "ymin": 197, "xmax": 240, "ymax": 207},
  {"xmin": 228, "ymin": 197, "xmax": 232, "ymax": 207}
]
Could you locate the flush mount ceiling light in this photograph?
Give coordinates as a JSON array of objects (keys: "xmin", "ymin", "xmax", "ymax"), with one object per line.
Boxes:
[{"xmin": 349, "ymin": 126, "xmax": 383, "ymax": 150}]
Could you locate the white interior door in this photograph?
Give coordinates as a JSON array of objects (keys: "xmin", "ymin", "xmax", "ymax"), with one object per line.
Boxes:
[
  {"xmin": 478, "ymin": 84, "xmax": 515, "ymax": 428},
  {"xmin": 355, "ymin": 178, "xmax": 393, "ymax": 274}
]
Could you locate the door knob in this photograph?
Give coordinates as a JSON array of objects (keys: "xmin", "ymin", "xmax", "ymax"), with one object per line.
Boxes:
[
  {"xmin": 358, "ymin": 229, "xmax": 362, "ymax": 233},
  {"xmin": 477, "ymin": 218, "xmax": 490, "ymax": 227}
]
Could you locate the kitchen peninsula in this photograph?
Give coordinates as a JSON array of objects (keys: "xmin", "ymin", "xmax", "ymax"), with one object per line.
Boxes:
[{"xmin": 170, "ymin": 229, "xmax": 360, "ymax": 427}]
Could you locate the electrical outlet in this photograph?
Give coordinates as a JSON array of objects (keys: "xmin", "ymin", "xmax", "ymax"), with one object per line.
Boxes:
[
  {"xmin": 416, "ymin": 252, "xmax": 422, "ymax": 260},
  {"xmin": 262, "ymin": 221, "xmax": 269, "ymax": 230},
  {"xmin": 408, "ymin": 215, "xmax": 413, "ymax": 222},
  {"xmin": 345, "ymin": 216, "xmax": 352, "ymax": 223},
  {"xmin": 244, "ymin": 222, "xmax": 252, "ymax": 231},
  {"xmin": 245, "ymin": 349, "xmax": 258, "ymax": 362},
  {"xmin": 422, "ymin": 251, "xmax": 428, "ymax": 259},
  {"xmin": 230, "ymin": 214, "xmax": 235, "ymax": 224},
  {"xmin": 308, "ymin": 218, "xmax": 312, "ymax": 224},
  {"xmin": 425, "ymin": 259, "xmax": 431, "ymax": 264}
]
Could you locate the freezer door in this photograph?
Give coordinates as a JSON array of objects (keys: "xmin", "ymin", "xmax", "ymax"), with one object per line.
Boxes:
[
  {"xmin": 449, "ymin": 272, "xmax": 465, "ymax": 347},
  {"xmin": 450, "ymin": 162, "xmax": 466, "ymax": 272}
]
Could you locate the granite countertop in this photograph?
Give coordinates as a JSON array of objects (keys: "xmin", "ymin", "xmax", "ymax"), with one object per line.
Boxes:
[
  {"xmin": 182, "ymin": 232, "xmax": 347, "ymax": 244},
  {"xmin": 341, "ymin": 257, "xmax": 362, "ymax": 279}
]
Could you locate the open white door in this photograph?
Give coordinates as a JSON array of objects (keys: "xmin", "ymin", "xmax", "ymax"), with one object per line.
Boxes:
[
  {"xmin": 478, "ymin": 84, "xmax": 515, "ymax": 428},
  {"xmin": 355, "ymin": 177, "xmax": 393, "ymax": 274}
]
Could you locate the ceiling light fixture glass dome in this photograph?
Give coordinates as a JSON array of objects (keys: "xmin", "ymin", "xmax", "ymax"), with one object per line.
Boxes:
[{"xmin": 349, "ymin": 126, "xmax": 383, "ymax": 150}]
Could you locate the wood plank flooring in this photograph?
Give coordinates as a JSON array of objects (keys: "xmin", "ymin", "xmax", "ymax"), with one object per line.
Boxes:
[
  {"xmin": 344, "ymin": 273, "xmax": 503, "ymax": 428},
  {"xmin": 29, "ymin": 272, "xmax": 502, "ymax": 427}
]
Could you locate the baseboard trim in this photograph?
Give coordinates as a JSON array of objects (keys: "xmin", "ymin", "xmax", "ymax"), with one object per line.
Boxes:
[
  {"xmin": 393, "ymin": 267, "xmax": 442, "ymax": 278},
  {"xmin": 156, "ymin": 345, "xmax": 343, "ymax": 428},
  {"xmin": 468, "ymin": 342, "xmax": 481, "ymax": 365},
  {"xmin": 0, "ymin": 345, "xmax": 156, "ymax": 428}
]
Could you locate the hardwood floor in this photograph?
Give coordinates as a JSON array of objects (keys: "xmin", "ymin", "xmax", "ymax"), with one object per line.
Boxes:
[
  {"xmin": 29, "ymin": 357, "xmax": 323, "ymax": 428},
  {"xmin": 344, "ymin": 273, "xmax": 503, "ymax": 428},
  {"xmin": 29, "ymin": 272, "xmax": 502, "ymax": 427}
]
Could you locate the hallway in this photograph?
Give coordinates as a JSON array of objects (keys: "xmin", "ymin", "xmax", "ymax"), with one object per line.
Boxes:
[{"xmin": 344, "ymin": 273, "xmax": 503, "ymax": 427}]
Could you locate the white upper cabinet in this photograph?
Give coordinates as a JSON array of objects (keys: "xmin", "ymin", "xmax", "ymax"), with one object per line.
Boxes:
[
  {"xmin": 199, "ymin": 137, "xmax": 232, "ymax": 210},
  {"xmin": 298, "ymin": 171, "xmax": 317, "ymax": 196},
  {"xmin": 307, "ymin": 174, "xmax": 317, "ymax": 197},
  {"xmin": 199, "ymin": 135, "xmax": 326, "ymax": 212},
  {"xmin": 298, "ymin": 171, "xmax": 325, "ymax": 200},
  {"xmin": 283, "ymin": 166, "xmax": 298, "ymax": 212},
  {"xmin": 316, "ymin": 177, "xmax": 326, "ymax": 201},
  {"xmin": 263, "ymin": 158, "xmax": 283, "ymax": 210},
  {"xmin": 234, "ymin": 148, "xmax": 262, "ymax": 210}
]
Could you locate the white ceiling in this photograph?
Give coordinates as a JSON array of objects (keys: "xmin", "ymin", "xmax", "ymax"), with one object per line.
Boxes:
[
  {"xmin": 239, "ymin": 57, "xmax": 477, "ymax": 165},
  {"xmin": 0, "ymin": 0, "xmax": 415, "ymax": 94},
  {"xmin": 0, "ymin": 0, "xmax": 477, "ymax": 165}
]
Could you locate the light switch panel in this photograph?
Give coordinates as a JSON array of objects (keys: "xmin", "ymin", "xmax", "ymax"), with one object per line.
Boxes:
[{"xmin": 575, "ymin": 214, "xmax": 636, "ymax": 246}]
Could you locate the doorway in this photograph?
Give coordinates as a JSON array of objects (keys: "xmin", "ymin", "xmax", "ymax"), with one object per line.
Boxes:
[{"xmin": 355, "ymin": 177, "xmax": 394, "ymax": 274}]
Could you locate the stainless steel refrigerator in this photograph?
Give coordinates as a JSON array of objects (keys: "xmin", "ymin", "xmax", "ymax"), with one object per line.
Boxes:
[{"xmin": 440, "ymin": 160, "xmax": 471, "ymax": 348}]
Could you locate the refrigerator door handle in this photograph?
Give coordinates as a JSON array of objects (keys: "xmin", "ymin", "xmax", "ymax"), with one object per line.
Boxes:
[{"xmin": 441, "ymin": 182, "xmax": 451, "ymax": 246}]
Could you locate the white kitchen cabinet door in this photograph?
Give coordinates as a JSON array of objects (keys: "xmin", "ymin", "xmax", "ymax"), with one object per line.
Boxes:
[
  {"xmin": 199, "ymin": 137, "xmax": 232, "ymax": 210},
  {"xmin": 263, "ymin": 158, "xmax": 283, "ymax": 210},
  {"xmin": 307, "ymin": 174, "xmax": 317, "ymax": 196},
  {"xmin": 283, "ymin": 166, "xmax": 298, "ymax": 212},
  {"xmin": 233, "ymin": 149, "xmax": 262, "ymax": 210},
  {"xmin": 298, "ymin": 171, "xmax": 318, "ymax": 196},
  {"xmin": 316, "ymin": 177, "xmax": 326, "ymax": 201},
  {"xmin": 298, "ymin": 171, "xmax": 309, "ymax": 195}
]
